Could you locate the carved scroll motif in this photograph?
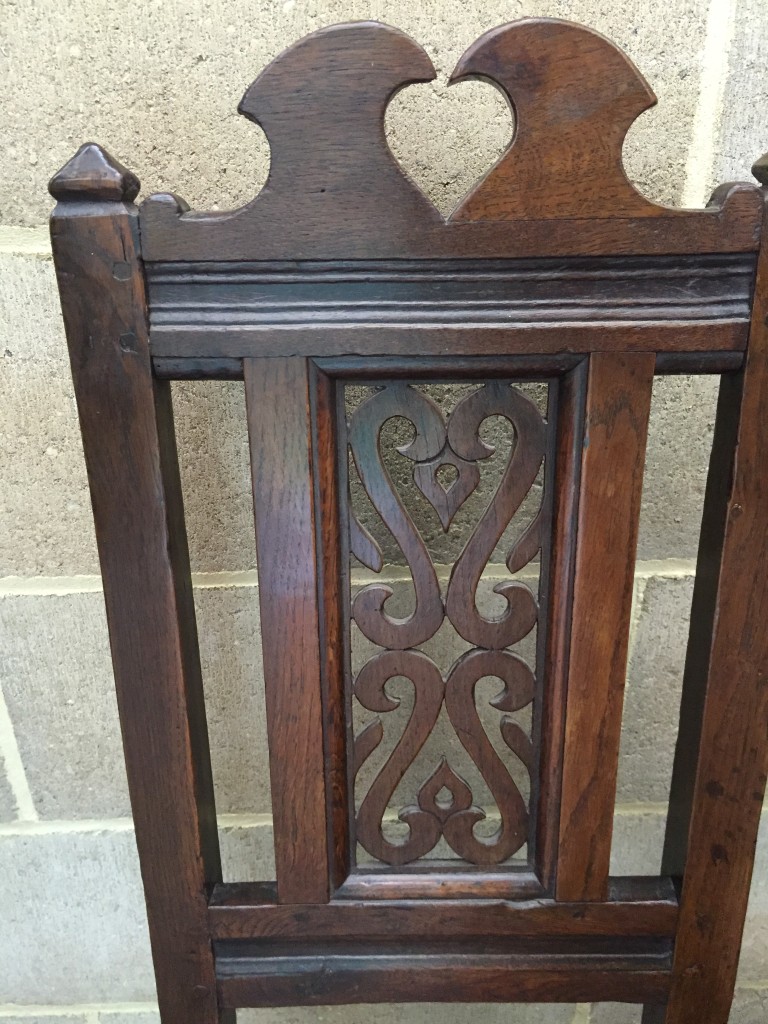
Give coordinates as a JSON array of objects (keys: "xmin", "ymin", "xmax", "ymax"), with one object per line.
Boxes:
[{"xmin": 348, "ymin": 382, "xmax": 547, "ymax": 866}]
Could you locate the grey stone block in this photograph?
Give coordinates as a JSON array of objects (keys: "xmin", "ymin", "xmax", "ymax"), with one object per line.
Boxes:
[
  {"xmin": 0, "ymin": 757, "xmax": 18, "ymax": 821},
  {"xmin": 0, "ymin": 585, "xmax": 271, "ymax": 818},
  {"xmin": 0, "ymin": 1018, "xmax": 88, "ymax": 1024},
  {"xmin": 220, "ymin": 820, "xmax": 276, "ymax": 883},
  {"xmin": 0, "ymin": 828, "xmax": 156, "ymax": 1003},
  {"xmin": 98, "ymin": 1014, "xmax": 160, "ymax": 1024},
  {"xmin": 617, "ymin": 574, "xmax": 694, "ymax": 804},
  {"xmin": 610, "ymin": 809, "xmax": 667, "ymax": 876},
  {"xmin": 0, "ymin": 252, "xmax": 255, "ymax": 575},
  {"xmin": 93, "ymin": 1009, "xmax": 581, "ymax": 1024},
  {"xmin": 173, "ymin": 381, "xmax": 256, "ymax": 573},
  {"xmin": 717, "ymin": 0, "xmax": 768, "ymax": 188},
  {"xmin": 0, "ymin": 253, "xmax": 99, "ymax": 577},
  {"xmin": 3, "ymin": 1, "xmax": 707, "ymax": 226},
  {"xmin": 0, "ymin": 821, "xmax": 275, "ymax": 1004},
  {"xmin": 0, "ymin": 590, "xmax": 129, "ymax": 819},
  {"xmin": 236, "ymin": 1006, "xmax": 579, "ymax": 1024},
  {"xmin": 729, "ymin": 990, "xmax": 768, "ymax": 1024},
  {"xmin": 590, "ymin": 1006, "xmax": 641, "ymax": 1024},
  {"xmin": 636, "ymin": 375, "xmax": 720, "ymax": 562}
]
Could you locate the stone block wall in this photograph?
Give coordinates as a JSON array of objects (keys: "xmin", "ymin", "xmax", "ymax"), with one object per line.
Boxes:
[{"xmin": 1, "ymin": 1, "xmax": 766, "ymax": 1021}]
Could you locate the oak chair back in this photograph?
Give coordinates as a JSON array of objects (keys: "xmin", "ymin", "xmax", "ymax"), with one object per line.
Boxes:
[{"xmin": 48, "ymin": 18, "xmax": 768, "ymax": 1024}]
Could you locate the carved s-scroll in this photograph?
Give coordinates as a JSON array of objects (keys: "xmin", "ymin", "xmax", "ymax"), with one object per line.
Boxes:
[
  {"xmin": 442, "ymin": 649, "xmax": 534, "ymax": 863},
  {"xmin": 354, "ymin": 649, "xmax": 446, "ymax": 864},
  {"xmin": 348, "ymin": 384, "xmax": 445, "ymax": 649},
  {"xmin": 445, "ymin": 383, "xmax": 546, "ymax": 649}
]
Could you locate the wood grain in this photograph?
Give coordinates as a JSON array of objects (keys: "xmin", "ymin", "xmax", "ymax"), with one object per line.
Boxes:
[
  {"xmin": 216, "ymin": 946, "xmax": 671, "ymax": 1006},
  {"xmin": 244, "ymin": 357, "xmax": 330, "ymax": 903},
  {"xmin": 533, "ymin": 363, "xmax": 587, "ymax": 892},
  {"xmin": 209, "ymin": 876, "xmax": 678, "ymax": 940},
  {"xmin": 148, "ymin": 321, "xmax": 749, "ymax": 362},
  {"xmin": 555, "ymin": 352, "xmax": 655, "ymax": 900}
]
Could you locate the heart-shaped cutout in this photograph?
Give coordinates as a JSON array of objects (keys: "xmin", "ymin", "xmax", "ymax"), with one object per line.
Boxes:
[{"xmin": 385, "ymin": 76, "xmax": 514, "ymax": 218}]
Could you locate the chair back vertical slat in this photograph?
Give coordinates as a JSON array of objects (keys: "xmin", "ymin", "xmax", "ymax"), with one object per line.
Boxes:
[
  {"xmin": 555, "ymin": 351, "xmax": 655, "ymax": 901},
  {"xmin": 244, "ymin": 356, "xmax": 333, "ymax": 903}
]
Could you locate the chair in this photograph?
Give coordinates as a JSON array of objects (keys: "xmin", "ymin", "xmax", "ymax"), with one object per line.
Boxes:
[{"xmin": 47, "ymin": 17, "xmax": 768, "ymax": 1024}]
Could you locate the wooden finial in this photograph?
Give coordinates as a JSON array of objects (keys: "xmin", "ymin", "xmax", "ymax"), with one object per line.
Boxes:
[
  {"xmin": 49, "ymin": 143, "xmax": 140, "ymax": 202},
  {"xmin": 752, "ymin": 152, "xmax": 768, "ymax": 187}
]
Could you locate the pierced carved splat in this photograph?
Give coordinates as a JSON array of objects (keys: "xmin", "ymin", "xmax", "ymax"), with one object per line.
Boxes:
[{"xmin": 348, "ymin": 382, "xmax": 547, "ymax": 866}]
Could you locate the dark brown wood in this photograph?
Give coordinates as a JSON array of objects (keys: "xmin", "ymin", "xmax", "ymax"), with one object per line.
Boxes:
[
  {"xmin": 534, "ymin": 362, "xmax": 587, "ymax": 892},
  {"xmin": 646, "ymin": 189, "xmax": 768, "ymax": 1023},
  {"xmin": 335, "ymin": 867, "xmax": 545, "ymax": 901},
  {"xmin": 309, "ymin": 365, "xmax": 352, "ymax": 892},
  {"xmin": 556, "ymin": 352, "xmax": 655, "ymax": 900},
  {"xmin": 216, "ymin": 945, "xmax": 672, "ymax": 1007},
  {"xmin": 149, "ymin": 321, "xmax": 749, "ymax": 361},
  {"xmin": 49, "ymin": 144, "xmax": 232, "ymax": 1024},
  {"xmin": 449, "ymin": 20, "xmax": 690, "ymax": 219},
  {"xmin": 49, "ymin": 19, "xmax": 768, "ymax": 1023},
  {"xmin": 149, "ymin": 351, "xmax": 744, "ymax": 382},
  {"xmin": 209, "ymin": 876, "xmax": 678, "ymax": 941},
  {"xmin": 244, "ymin": 357, "xmax": 331, "ymax": 903},
  {"xmin": 348, "ymin": 382, "xmax": 545, "ymax": 870}
]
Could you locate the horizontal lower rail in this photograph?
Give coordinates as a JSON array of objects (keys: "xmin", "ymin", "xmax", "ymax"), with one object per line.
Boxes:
[
  {"xmin": 208, "ymin": 877, "xmax": 678, "ymax": 941},
  {"xmin": 215, "ymin": 946, "xmax": 672, "ymax": 1006}
]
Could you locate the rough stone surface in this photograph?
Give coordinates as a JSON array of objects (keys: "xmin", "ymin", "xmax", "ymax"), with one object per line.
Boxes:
[
  {"xmin": 0, "ymin": 829, "xmax": 156, "ymax": 1004},
  {"xmin": 616, "ymin": 574, "xmax": 693, "ymax": 804},
  {"xmin": 0, "ymin": 253, "xmax": 255, "ymax": 576},
  {"xmin": 635, "ymin": 375, "xmax": 719, "ymax": 562},
  {"xmin": 716, "ymin": 0, "xmax": 768, "ymax": 189},
  {"xmin": 0, "ymin": 823, "xmax": 273, "ymax": 1004},
  {"xmin": 591, "ymin": 991, "xmax": 768, "ymax": 1024},
  {"xmin": 610, "ymin": 809, "xmax": 666, "ymax": 876},
  {"xmin": 237, "ymin": 1007, "xmax": 579, "ymax": 1024},
  {"xmin": 3, "ymin": 0, "xmax": 707, "ymax": 227},
  {"xmin": 0, "ymin": 1018, "xmax": 87, "ymax": 1024},
  {"xmin": 0, "ymin": 758, "xmax": 18, "ymax": 821},
  {"xmin": 174, "ymin": 381, "xmax": 256, "ymax": 572},
  {"xmin": 98, "ymin": 1016, "xmax": 160, "ymax": 1024},
  {"xmin": 0, "ymin": 253, "xmax": 98, "ymax": 577},
  {"xmin": 728, "ymin": 990, "xmax": 768, "ymax": 1024},
  {"xmin": 98, "ymin": 1016, "xmax": 159, "ymax": 1024},
  {"xmin": 0, "ymin": 585, "xmax": 270, "ymax": 818},
  {"xmin": 0, "ymin": 591, "xmax": 129, "ymax": 819},
  {"xmin": 738, "ymin": 813, "xmax": 768, "ymax": 986},
  {"xmin": 589, "ymin": 1006, "xmax": 641, "ymax": 1024}
]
